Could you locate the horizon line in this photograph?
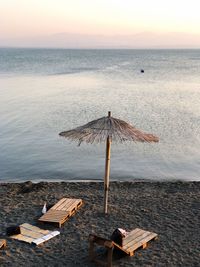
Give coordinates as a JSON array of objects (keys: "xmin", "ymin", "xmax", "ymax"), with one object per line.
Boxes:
[{"xmin": 1, "ymin": 46, "xmax": 200, "ymax": 50}]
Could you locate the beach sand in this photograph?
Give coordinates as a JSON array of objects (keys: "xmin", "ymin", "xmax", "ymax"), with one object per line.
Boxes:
[{"xmin": 0, "ymin": 181, "xmax": 199, "ymax": 266}]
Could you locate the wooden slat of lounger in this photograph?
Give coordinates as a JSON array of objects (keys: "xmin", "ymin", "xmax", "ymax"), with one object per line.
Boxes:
[
  {"xmin": 53, "ymin": 198, "xmax": 72, "ymax": 210},
  {"xmin": 40, "ymin": 216, "xmax": 70, "ymax": 223},
  {"xmin": 50, "ymin": 198, "xmax": 83, "ymax": 212},
  {"xmin": 123, "ymin": 231, "xmax": 151, "ymax": 251},
  {"xmin": 26, "ymin": 231, "xmax": 44, "ymax": 239},
  {"xmin": 33, "ymin": 231, "xmax": 60, "ymax": 246},
  {"xmin": 40, "ymin": 211, "xmax": 69, "ymax": 219},
  {"xmin": 122, "ymin": 228, "xmax": 143, "ymax": 246},
  {"xmin": 124, "ymin": 232, "xmax": 157, "ymax": 253},
  {"xmin": 18, "ymin": 224, "xmax": 49, "ymax": 240},
  {"xmin": 21, "ymin": 223, "xmax": 49, "ymax": 233},
  {"xmin": 50, "ymin": 198, "xmax": 68, "ymax": 210},
  {"xmin": 0, "ymin": 239, "xmax": 6, "ymax": 249},
  {"xmin": 21, "ymin": 223, "xmax": 32, "ymax": 229},
  {"xmin": 61, "ymin": 200, "xmax": 79, "ymax": 216},
  {"xmin": 64, "ymin": 199, "xmax": 83, "ymax": 214},
  {"xmin": 51, "ymin": 198, "xmax": 75, "ymax": 211},
  {"xmin": 56, "ymin": 198, "xmax": 76, "ymax": 211},
  {"xmin": 70, "ymin": 199, "xmax": 82, "ymax": 212},
  {"xmin": 20, "ymin": 229, "xmax": 44, "ymax": 239},
  {"xmin": 60, "ymin": 199, "xmax": 82, "ymax": 212},
  {"xmin": 50, "ymin": 199, "xmax": 82, "ymax": 215},
  {"xmin": 128, "ymin": 232, "xmax": 158, "ymax": 253},
  {"xmin": 62, "ymin": 199, "xmax": 77, "ymax": 210},
  {"xmin": 21, "ymin": 228, "xmax": 48, "ymax": 236},
  {"xmin": 59, "ymin": 199, "xmax": 75, "ymax": 211},
  {"xmin": 39, "ymin": 210, "xmax": 69, "ymax": 222},
  {"xmin": 123, "ymin": 229, "xmax": 147, "ymax": 249},
  {"xmin": 21, "ymin": 224, "xmax": 49, "ymax": 235},
  {"xmin": 11, "ymin": 234, "xmax": 34, "ymax": 244},
  {"xmin": 40, "ymin": 214, "xmax": 69, "ymax": 221},
  {"xmin": 40, "ymin": 210, "xmax": 69, "ymax": 217}
]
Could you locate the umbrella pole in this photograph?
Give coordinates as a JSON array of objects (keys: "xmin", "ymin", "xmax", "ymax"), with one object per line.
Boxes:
[{"xmin": 104, "ymin": 136, "xmax": 111, "ymax": 214}]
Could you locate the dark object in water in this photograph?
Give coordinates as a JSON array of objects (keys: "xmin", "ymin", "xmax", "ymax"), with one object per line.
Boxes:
[
  {"xmin": 140, "ymin": 69, "xmax": 144, "ymax": 73},
  {"xmin": 6, "ymin": 226, "xmax": 21, "ymax": 236}
]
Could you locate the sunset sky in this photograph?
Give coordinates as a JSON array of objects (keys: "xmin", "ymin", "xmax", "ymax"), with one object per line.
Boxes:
[{"xmin": 1, "ymin": 0, "xmax": 200, "ymax": 47}]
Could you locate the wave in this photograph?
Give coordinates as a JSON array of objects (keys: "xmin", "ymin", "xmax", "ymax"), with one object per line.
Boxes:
[{"xmin": 49, "ymin": 67, "xmax": 98, "ymax": 76}]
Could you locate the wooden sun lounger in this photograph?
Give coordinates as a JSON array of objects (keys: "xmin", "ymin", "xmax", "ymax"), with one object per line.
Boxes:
[
  {"xmin": 38, "ymin": 198, "xmax": 83, "ymax": 228},
  {"xmin": 89, "ymin": 228, "xmax": 158, "ymax": 267},
  {"xmin": 10, "ymin": 223, "xmax": 60, "ymax": 246},
  {"xmin": 0, "ymin": 239, "xmax": 6, "ymax": 249}
]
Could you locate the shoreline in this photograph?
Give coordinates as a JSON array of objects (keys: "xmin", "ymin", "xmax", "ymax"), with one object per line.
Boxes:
[
  {"xmin": 0, "ymin": 177, "xmax": 199, "ymax": 184},
  {"xmin": 0, "ymin": 181, "xmax": 199, "ymax": 266}
]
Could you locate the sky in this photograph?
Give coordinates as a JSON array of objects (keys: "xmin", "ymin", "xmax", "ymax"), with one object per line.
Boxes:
[{"xmin": 1, "ymin": 0, "xmax": 200, "ymax": 47}]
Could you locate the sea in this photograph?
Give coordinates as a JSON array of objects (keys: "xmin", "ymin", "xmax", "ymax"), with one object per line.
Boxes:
[{"xmin": 0, "ymin": 48, "xmax": 199, "ymax": 182}]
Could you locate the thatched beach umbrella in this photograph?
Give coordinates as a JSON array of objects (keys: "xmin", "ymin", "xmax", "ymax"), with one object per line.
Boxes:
[{"xmin": 59, "ymin": 111, "xmax": 159, "ymax": 214}]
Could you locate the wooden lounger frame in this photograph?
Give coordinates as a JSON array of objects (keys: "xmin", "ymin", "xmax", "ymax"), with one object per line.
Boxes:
[
  {"xmin": 0, "ymin": 239, "xmax": 6, "ymax": 249},
  {"xmin": 10, "ymin": 223, "xmax": 60, "ymax": 246},
  {"xmin": 39, "ymin": 198, "xmax": 83, "ymax": 228},
  {"xmin": 89, "ymin": 228, "xmax": 158, "ymax": 267}
]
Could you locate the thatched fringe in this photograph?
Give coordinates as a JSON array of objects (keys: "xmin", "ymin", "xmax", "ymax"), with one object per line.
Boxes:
[{"xmin": 59, "ymin": 115, "xmax": 159, "ymax": 145}]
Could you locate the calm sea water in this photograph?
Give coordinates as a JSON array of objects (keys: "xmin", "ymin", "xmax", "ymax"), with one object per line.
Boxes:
[{"xmin": 0, "ymin": 48, "xmax": 199, "ymax": 182}]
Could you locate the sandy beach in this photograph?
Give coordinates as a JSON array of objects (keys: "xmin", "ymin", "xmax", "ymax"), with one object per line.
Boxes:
[{"xmin": 0, "ymin": 181, "xmax": 199, "ymax": 267}]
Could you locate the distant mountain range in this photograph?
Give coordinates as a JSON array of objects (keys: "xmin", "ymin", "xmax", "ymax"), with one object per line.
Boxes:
[{"xmin": 1, "ymin": 32, "xmax": 200, "ymax": 48}]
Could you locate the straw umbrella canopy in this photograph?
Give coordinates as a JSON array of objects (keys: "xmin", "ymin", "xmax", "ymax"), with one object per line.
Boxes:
[{"xmin": 59, "ymin": 111, "xmax": 159, "ymax": 214}]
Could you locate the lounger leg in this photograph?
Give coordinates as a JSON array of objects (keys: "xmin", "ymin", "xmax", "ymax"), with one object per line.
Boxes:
[
  {"xmin": 89, "ymin": 240, "xmax": 95, "ymax": 261},
  {"xmin": 143, "ymin": 243, "xmax": 147, "ymax": 249},
  {"xmin": 107, "ymin": 247, "xmax": 113, "ymax": 267},
  {"xmin": 0, "ymin": 240, "xmax": 6, "ymax": 249}
]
